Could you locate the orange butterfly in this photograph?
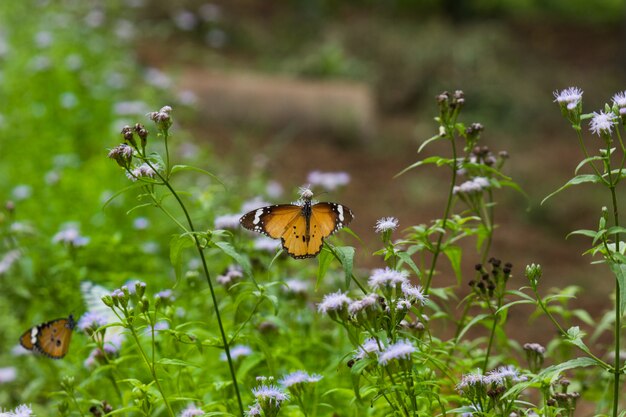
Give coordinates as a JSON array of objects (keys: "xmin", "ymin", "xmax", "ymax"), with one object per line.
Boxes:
[
  {"xmin": 19, "ymin": 315, "xmax": 76, "ymax": 359},
  {"xmin": 240, "ymin": 190, "xmax": 354, "ymax": 258}
]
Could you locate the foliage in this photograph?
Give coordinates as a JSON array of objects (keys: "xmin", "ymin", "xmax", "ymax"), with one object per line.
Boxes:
[{"xmin": 3, "ymin": 2, "xmax": 626, "ymax": 417}]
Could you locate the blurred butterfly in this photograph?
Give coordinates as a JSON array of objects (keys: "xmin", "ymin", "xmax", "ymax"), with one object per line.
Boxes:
[
  {"xmin": 19, "ymin": 315, "xmax": 75, "ymax": 359},
  {"xmin": 240, "ymin": 190, "xmax": 354, "ymax": 258}
]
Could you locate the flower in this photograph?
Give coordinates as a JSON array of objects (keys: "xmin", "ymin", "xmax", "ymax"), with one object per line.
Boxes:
[
  {"xmin": 401, "ymin": 282, "xmax": 428, "ymax": 305},
  {"xmin": 216, "ymin": 265, "xmax": 244, "ymax": 286},
  {"xmin": 52, "ymin": 224, "xmax": 90, "ymax": 247},
  {"xmin": 348, "ymin": 293, "xmax": 379, "ymax": 315},
  {"xmin": 133, "ymin": 217, "xmax": 150, "ymax": 230},
  {"xmin": 283, "ymin": 278, "xmax": 310, "ymax": 294},
  {"xmin": 77, "ymin": 311, "xmax": 109, "ymax": 333},
  {"xmin": 12, "ymin": 185, "xmax": 32, "ymax": 201},
  {"xmin": 553, "ymin": 87, "xmax": 583, "ymax": 110},
  {"xmin": 485, "ymin": 365, "xmax": 526, "ymax": 385},
  {"xmin": 378, "ymin": 339, "xmax": 416, "ymax": 365},
  {"xmin": 252, "ymin": 385, "xmax": 289, "ymax": 404},
  {"xmin": 298, "ymin": 186, "xmax": 314, "ymax": 199},
  {"xmin": 354, "ymin": 338, "xmax": 382, "ymax": 360},
  {"xmin": 180, "ymin": 404, "xmax": 204, "ymax": 417},
  {"xmin": 155, "ymin": 289, "xmax": 175, "ymax": 304},
  {"xmin": 1, "ymin": 404, "xmax": 33, "ymax": 416},
  {"xmin": 221, "ymin": 344, "xmax": 252, "ymax": 361},
  {"xmin": 245, "ymin": 403, "xmax": 261, "ymax": 416},
  {"xmin": 613, "ymin": 91, "xmax": 626, "ymax": 108},
  {"xmin": 374, "ymin": 217, "xmax": 399, "ymax": 233},
  {"xmin": 126, "ymin": 163, "xmax": 160, "ymax": 181},
  {"xmin": 523, "ymin": 342, "xmax": 546, "ymax": 354},
  {"xmin": 279, "ymin": 370, "xmax": 323, "ymax": 388},
  {"xmin": 317, "ymin": 291, "xmax": 351, "ymax": 314},
  {"xmin": 396, "ymin": 299, "xmax": 412, "ymax": 310},
  {"xmin": 589, "ymin": 111, "xmax": 617, "ymax": 136},
  {"xmin": 241, "ymin": 197, "xmax": 271, "ymax": 213},
  {"xmin": 0, "ymin": 250, "xmax": 20, "ymax": 275},
  {"xmin": 307, "ymin": 171, "xmax": 351, "ymax": 191},
  {"xmin": 368, "ymin": 268, "xmax": 409, "ymax": 290},
  {"xmin": 0, "ymin": 367, "xmax": 16, "ymax": 384},
  {"xmin": 453, "ymin": 177, "xmax": 490, "ymax": 195},
  {"xmin": 456, "ymin": 370, "xmax": 487, "ymax": 394},
  {"xmin": 253, "ymin": 237, "xmax": 281, "ymax": 252},
  {"xmin": 214, "ymin": 214, "xmax": 242, "ymax": 230}
]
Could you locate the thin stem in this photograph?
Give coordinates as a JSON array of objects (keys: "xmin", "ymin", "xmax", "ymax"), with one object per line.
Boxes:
[
  {"xmin": 482, "ymin": 308, "xmax": 498, "ymax": 373},
  {"xmin": 140, "ymin": 141, "xmax": 245, "ymax": 415},
  {"xmin": 424, "ymin": 126, "xmax": 458, "ymax": 294},
  {"xmin": 128, "ymin": 326, "xmax": 175, "ymax": 417}
]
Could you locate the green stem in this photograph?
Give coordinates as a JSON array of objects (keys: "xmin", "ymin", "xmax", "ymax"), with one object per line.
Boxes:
[
  {"xmin": 128, "ymin": 326, "xmax": 175, "ymax": 417},
  {"xmin": 424, "ymin": 125, "xmax": 458, "ymax": 294},
  {"xmin": 141, "ymin": 153, "xmax": 244, "ymax": 415},
  {"xmin": 482, "ymin": 308, "xmax": 498, "ymax": 373}
]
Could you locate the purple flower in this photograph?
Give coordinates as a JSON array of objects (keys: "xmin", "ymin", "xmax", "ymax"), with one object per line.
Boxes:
[
  {"xmin": 348, "ymin": 293, "xmax": 379, "ymax": 315},
  {"xmin": 245, "ymin": 403, "xmax": 261, "ymax": 416},
  {"xmin": 613, "ymin": 91, "xmax": 626, "ymax": 108},
  {"xmin": 283, "ymin": 278, "xmax": 310, "ymax": 294},
  {"xmin": 252, "ymin": 385, "xmax": 289, "ymax": 404},
  {"xmin": 456, "ymin": 370, "xmax": 487, "ymax": 394},
  {"xmin": 354, "ymin": 338, "xmax": 382, "ymax": 360},
  {"xmin": 0, "ymin": 367, "xmax": 17, "ymax": 383},
  {"xmin": 179, "ymin": 404, "xmax": 204, "ymax": 417},
  {"xmin": 378, "ymin": 339, "xmax": 416, "ymax": 365},
  {"xmin": 306, "ymin": 171, "xmax": 350, "ymax": 191},
  {"xmin": 317, "ymin": 291, "xmax": 351, "ymax": 314},
  {"xmin": 279, "ymin": 370, "xmax": 323, "ymax": 388},
  {"xmin": 77, "ymin": 311, "xmax": 109, "ymax": 333},
  {"xmin": 401, "ymin": 282, "xmax": 427, "ymax": 305},
  {"xmin": 126, "ymin": 163, "xmax": 161, "ymax": 181},
  {"xmin": 155, "ymin": 289, "xmax": 175, "ymax": 303},
  {"xmin": 253, "ymin": 237, "xmax": 281, "ymax": 252},
  {"xmin": 221, "ymin": 344, "xmax": 252, "ymax": 361},
  {"xmin": 0, "ymin": 250, "xmax": 20, "ymax": 275},
  {"xmin": 216, "ymin": 265, "xmax": 244, "ymax": 286},
  {"xmin": 214, "ymin": 214, "xmax": 242, "ymax": 230},
  {"xmin": 2, "ymin": 404, "xmax": 34, "ymax": 416},
  {"xmin": 52, "ymin": 224, "xmax": 90, "ymax": 247}
]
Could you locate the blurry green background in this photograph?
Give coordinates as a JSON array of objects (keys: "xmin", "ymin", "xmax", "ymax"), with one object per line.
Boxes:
[{"xmin": 2, "ymin": 0, "xmax": 626, "ymax": 407}]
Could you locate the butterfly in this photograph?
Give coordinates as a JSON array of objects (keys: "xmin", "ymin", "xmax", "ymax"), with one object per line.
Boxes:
[
  {"xmin": 19, "ymin": 315, "xmax": 76, "ymax": 359},
  {"xmin": 240, "ymin": 191, "xmax": 354, "ymax": 258}
]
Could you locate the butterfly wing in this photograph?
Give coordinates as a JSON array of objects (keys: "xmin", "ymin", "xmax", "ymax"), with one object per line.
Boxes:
[
  {"xmin": 20, "ymin": 316, "xmax": 75, "ymax": 359},
  {"xmin": 281, "ymin": 202, "xmax": 354, "ymax": 258},
  {"xmin": 240, "ymin": 205, "xmax": 302, "ymax": 239}
]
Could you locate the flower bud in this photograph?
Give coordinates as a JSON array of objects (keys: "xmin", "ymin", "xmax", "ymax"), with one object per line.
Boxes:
[{"xmin": 121, "ymin": 125, "xmax": 137, "ymax": 148}]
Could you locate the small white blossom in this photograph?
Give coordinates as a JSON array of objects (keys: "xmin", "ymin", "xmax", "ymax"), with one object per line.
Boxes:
[
  {"xmin": 453, "ymin": 177, "xmax": 490, "ymax": 195},
  {"xmin": 52, "ymin": 224, "xmax": 90, "ymax": 247},
  {"xmin": 553, "ymin": 87, "xmax": 583, "ymax": 110},
  {"xmin": 397, "ymin": 299, "xmax": 412, "ymax": 310},
  {"xmin": 214, "ymin": 214, "xmax": 242, "ymax": 230},
  {"xmin": 374, "ymin": 217, "xmax": 399, "ymax": 233},
  {"xmin": 133, "ymin": 217, "xmax": 150, "ymax": 230},
  {"xmin": 368, "ymin": 268, "xmax": 409, "ymax": 290},
  {"xmin": 216, "ymin": 265, "xmax": 244, "ymax": 286},
  {"xmin": 77, "ymin": 311, "xmax": 109, "ymax": 333},
  {"xmin": 456, "ymin": 370, "xmax": 487, "ymax": 393},
  {"xmin": 0, "ymin": 367, "xmax": 16, "ymax": 384},
  {"xmin": 245, "ymin": 403, "xmax": 261, "ymax": 416},
  {"xmin": 179, "ymin": 403, "xmax": 204, "ymax": 417},
  {"xmin": 253, "ymin": 237, "xmax": 281, "ymax": 252},
  {"xmin": 283, "ymin": 278, "xmax": 310, "ymax": 294},
  {"xmin": 613, "ymin": 91, "xmax": 626, "ymax": 108},
  {"xmin": 354, "ymin": 338, "xmax": 382, "ymax": 359},
  {"xmin": 378, "ymin": 339, "xmax": 416, "ymax": 365},
  {"xmin": 221, "ymin": 344, "xmax": 252, "ymax": 361},
  {"xmin": 252, "ymin": 385, "xmax": 289, "ymax": 404},
  {"xmin": 485, "ymin": 365, "xmax": 527, "ymax": 385},
  {"xmin": 126, "ymin": 163, "xmax": 160, "ymax": 181},
  {"xmin": 241, "ymin": 197, "xmax": 271, "ymax": 214},
  {"xmin": 317, "ymin": 291, "xmax": 351, "ymax": 314},
  {"xmin": 279, "ymin": 370, "xmax": 323, "ymax": 388},
  {"xmin": 299, "ymin": 186, "xmax": 314, "ymax": 199},
  {"xmin": 12, "ymin": 185, "xmax": 32, "ymax": 201},
  {"xmin": 2, "ymin": 404, "xmax": 34, "ymax": 416},
  {"xmin": 590, "ymin": 111, "xmax": 617, "ymax": 136},
  {"xmin": 0, "ymin": 250, "xmax": 20, "ymax": 275},
  {"xmin": 307, "ymin": 171, "xmax": 351, "ymax": 191},
  {"xmin": 348, "ymin": 293, "xmax": 379, "ymax": 315},
  {"xmin": 401, "ymin": 282, "xmax": 428, "ymax": 305},
  {"xmin": 523, "ymin": 342, "xmax": 546, "ymax": 354}
]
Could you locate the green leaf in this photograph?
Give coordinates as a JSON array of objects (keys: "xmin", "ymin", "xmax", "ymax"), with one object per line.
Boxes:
[
  {"xmin": 541, "ymin": 174, "xmax": 603, "ymax": 205},
  {"xmin": 214, "ymin": 241, "xmax": 253, "ymax": 280},
  {"xmin": 157, "ymin": 358, "xmax": 199, "ymax": 368},
  {"xmin": 334, "ymin": 246, "xmax": 355, "ymax": 289},
  {"xmin": 316, "ymin": 248, "xmax": 334, "ymax": 290},
  {"xmin": 566, "ymin": 229, "xmax": 597, "ymax": 240},
  {"xmin": 610, "ymin": 263, "xmax": 626, "ymax": 317},
  {"xmin": 417, "ymin": 133, "xmax": 444, "ymax": 153},
  {"xmin": 443, "ymin": 245, "xmax": 462, "ymax": 285},
  {"xmin": 457, "ymin": 313, "xmax": 489, "ymax": 341},
  {"xmin": 170, "ymin": 164, "xmax": 226, "ymax": 188},
  {"xmin": 396, "ymin": 251, "xmax": 422, "ymax": 278},
  {"xmin": 395, "ymin": 156, "xmax": 454, "ymax": 178},
  {"xmin": 101, "ymin": 182, "xmax": 144, "ymax": 209},
  {"xmin": 575, "ymin": 155, "xmax": 604, "ymax": 174},
  {"xmin": 170, "ymin": 234, "xmax": 196, "ymax": 282}
]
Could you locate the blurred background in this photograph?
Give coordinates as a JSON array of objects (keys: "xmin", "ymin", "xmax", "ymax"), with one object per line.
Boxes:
[{"xmin": 2, "ymin": 0, "xmax": 626, "ymax": 396}]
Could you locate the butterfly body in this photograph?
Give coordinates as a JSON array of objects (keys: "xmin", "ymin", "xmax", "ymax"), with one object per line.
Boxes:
[
  {"xmin": 240, "ymin": 195, "xmax": 353, "ymax": 259},
  {"xmin": 20, "ymin": 315, "xmax": 76, "ymax": 359}
]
